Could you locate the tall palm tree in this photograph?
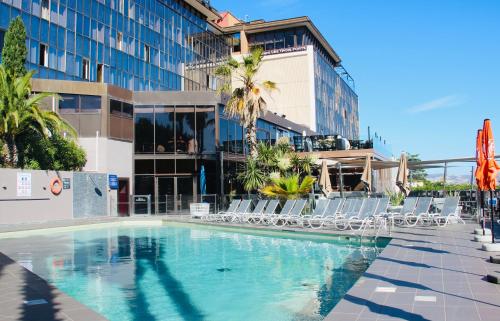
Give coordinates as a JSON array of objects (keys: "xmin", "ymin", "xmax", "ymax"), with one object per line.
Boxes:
[
  {"xmin": 0, "ymin": 65, "xmax": 76, "ymax": 167},
  {"xmin": 215, "ymin": 47, "xmax": 277, "ymax": 159}
]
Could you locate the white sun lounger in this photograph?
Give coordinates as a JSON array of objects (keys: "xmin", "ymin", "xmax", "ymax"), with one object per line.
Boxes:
[
  {"xmin": 433, "ymin": 197, "xmax": 464, "ymax": 226},
  {"xmin": 208, "ymin": 199, "xmax": 240, "ymax": 221}
]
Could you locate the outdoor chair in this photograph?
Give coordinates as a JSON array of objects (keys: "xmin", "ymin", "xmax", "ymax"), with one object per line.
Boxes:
[
  {"xmin": 251, "ymin": 200, "xmax": 280, "ymax": 224},
  {"xmin": 348, "ymin": 198, "xmax": 380, "ymax": 231},
  {"xmin": 265, "ymin": 200, "xmax": 296, "ymax": 225},
  {"xmin": 224, "ymin": 200, "xmax": 252, "ymax": 222},
  {"xmin": 242, "ymin": 200, "xmax": 268, "ymax": 223},
  {"xmin": 317, "ymin": 198, "xmax": 346, "ymax": 228},
  {"xmin": 281, "ymin": 199, "xmax": 308, "ymax": 226},
  {"xmin": 433, "ymin": 197, "xmax": 464, "ymax": 226},
  {"xmin": 386, "ymin": 197, "xmax": 418, "ymax": 226},
  {"xmin": 208, "ymin": 199, "xmax": 240, "ymax": 221},
  {"xmin": 334, "ymin": 198, "xmax": 365, "ymax": 230},
  {"xmin": 301, "ymin": 199, "xmax": 330, "ymax": 228},
  {"xmin": 403, "ymin": 197, "xmax": 433, "ymax": 226},
  {"xmin": 371, "ymin": 197, "xmax": 390, "ymax": 229}
]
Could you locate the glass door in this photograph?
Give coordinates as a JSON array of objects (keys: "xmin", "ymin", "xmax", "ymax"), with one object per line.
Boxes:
[
  {"xmin": 155, "ymin": 177, "xmax": 174, "ymax": 214},
  {"xmin": 176, "ymin": 176, "xmax": 194, "ymax": 214}
]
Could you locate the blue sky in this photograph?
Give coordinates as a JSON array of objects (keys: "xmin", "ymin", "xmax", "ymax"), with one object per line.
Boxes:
[{"xmin": 213, "ymin": 0, "xmax": 500, "ymax": 176}]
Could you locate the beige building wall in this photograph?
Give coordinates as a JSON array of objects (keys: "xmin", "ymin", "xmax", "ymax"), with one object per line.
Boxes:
[
  {"xmin": 79, "ymin": 137, "xmax": 133, "ymax": 179},
  {"xmin": 232, "ymin": 47, "xmax": 316, "ymax": 132}
]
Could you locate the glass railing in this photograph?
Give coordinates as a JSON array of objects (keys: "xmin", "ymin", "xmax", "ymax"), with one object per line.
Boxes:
[{"xmin": 291, "ymin": 135, "xmax": 392, "ymax": 158}]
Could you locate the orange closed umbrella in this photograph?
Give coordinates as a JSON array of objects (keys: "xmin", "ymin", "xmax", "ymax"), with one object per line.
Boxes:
[
  {"xmin": 481, "ymin": 119, "xmax": 500, "ymax": 243},
  {"xmin": 482, "ymin": 119, "xmax": 500, "ymax": 190},
  {"xmin": 475, "ymin": 129, "xmax": 485, "ymax": 190}
]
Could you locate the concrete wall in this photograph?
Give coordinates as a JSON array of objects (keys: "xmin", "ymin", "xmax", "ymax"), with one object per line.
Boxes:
[
  {"xmin": 0, "ymin": 169, "xmax": 110, "ymax": 225},
  {"xmin": 73, "ymin": 173, "xmax": 108, "ymax": 218},
  {"xmin": 232, "ymin": 48, "xmax": 315, "ymax": 131}
]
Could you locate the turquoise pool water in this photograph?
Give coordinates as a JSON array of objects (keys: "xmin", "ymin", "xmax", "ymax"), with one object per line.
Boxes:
[{"xmin": 0, "ymin": 224, "xmax": 387, "ymax": 321}]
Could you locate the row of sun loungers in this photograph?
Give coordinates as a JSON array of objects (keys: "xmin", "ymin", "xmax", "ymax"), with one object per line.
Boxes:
[{"xmin": 195, "ymin": 196, "xmax": 464, "ymax": 233}]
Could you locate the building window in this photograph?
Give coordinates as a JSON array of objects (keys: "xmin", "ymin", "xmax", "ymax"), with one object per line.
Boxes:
[
  {"xmin": 117, "ymin": 32, "xmax": 123, "ymax": 51},
  {"xmin": 82, "ymin": 58, "xmax": 89, "ymax": 80},
  {"xmin": 39, "ymin": 44, "xmax": 48, "ymax": 67},
  {"xmin": 144, "ymin": 44, "xmax": 150, "ymax": 63},
  {"xmin": 231, "ymin": 33, "xmax": 241, "ymax": 53},
  {"xmin": 119, "ymin": 0, "xmax": 125, "ymax": 14},
  {"xmin": 59, "ymin": 94, "xmax": 101, "ymax": 113},
  {"xmin": 41, "ymin": 0, "xmax": 50, "ymax": 21},
  {"xmin": 110, "ymin": 99, "xmax": 133, "ymax": 118},
  {"xmin": 97, "ymin": 64, "xmax": 104, "ymax": 83}
]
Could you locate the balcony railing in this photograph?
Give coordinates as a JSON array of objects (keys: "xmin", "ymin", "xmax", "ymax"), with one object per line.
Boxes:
[{"xmin": 292, "ymin": 135, "xmax": 392, "ymax": 157}]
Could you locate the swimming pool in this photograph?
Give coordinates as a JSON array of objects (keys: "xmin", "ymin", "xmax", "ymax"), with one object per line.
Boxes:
[{"xmin": 0, "ymin": 223, "xmax": 388, "ymax": 321}]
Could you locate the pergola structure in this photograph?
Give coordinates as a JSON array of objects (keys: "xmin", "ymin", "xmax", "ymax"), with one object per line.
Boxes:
[{"xmin": 299, "ymin": 149, "xmax": 500, "ymax": 195}]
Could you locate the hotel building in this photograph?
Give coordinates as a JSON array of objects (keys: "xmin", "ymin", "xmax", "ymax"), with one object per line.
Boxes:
[{"xmin": 0, "ymin": 0, "xmax": 363, "ymax": 214}]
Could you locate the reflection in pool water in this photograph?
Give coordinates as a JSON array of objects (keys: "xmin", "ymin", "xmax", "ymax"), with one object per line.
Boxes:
[{"xmin": 0, "ymin": 225, "xmax": 387, "ymax": 321}]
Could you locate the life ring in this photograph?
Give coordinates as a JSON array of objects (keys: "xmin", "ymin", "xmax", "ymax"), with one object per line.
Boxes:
[{"xmin": 50, "ymin": 177, "xmax": 63, "ymax": 195}]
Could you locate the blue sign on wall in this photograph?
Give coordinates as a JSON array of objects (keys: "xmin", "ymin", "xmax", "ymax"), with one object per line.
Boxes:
[{"xmin": 109, "ymin": 174, "xmax": 119, "ymax": 190}]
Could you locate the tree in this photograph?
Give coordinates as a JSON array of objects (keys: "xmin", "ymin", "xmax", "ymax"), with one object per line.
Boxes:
[
  {"xmin": 261, "ymin": 175, "xmax": 316, "ymax": 200},
  {"xmin": 237, "ymin": 158, "xmax": 266, "ymax": 192},
  {"xmin": 215, "ymin": 47, "xmax": 277, "ymax": 158},
  {"xmin": 17, "ymin": 130, "xmax": 86, "ymax": 171},
  {"xmin": 2, "ymin": 16, "xmax": 27, "ymax": 77},
  {"xmin": 0, "ymin": 65, "xmax": 77, "ymax": 167},
  {"xmin": 407, "ymin": 153, "xmax": 427, "ymax": 181}
]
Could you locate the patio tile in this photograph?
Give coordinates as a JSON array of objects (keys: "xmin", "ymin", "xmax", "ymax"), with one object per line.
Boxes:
[
  {"xmin": 444, "ymin": 306, "xmax": 481, "ymax": 321},
  {"xmin": 412, "ymin": 306, "xmax": 445, "ymax": 321}
]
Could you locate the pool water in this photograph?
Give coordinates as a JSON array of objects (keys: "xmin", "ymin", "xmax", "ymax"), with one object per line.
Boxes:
[{"xmin": 0, "ymin": 224, "xmax": 387, "ymax": 321}]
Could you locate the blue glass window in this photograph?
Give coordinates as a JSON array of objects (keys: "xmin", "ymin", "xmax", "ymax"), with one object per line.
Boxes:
[
  {"xmin": 67, "ymin": 9, "xmax": 75, "ymax": 31},
  {"xmin": 30, "ymin": 16, "xmax": 41, "ymax": 40},
  {"xmin": 48, "ymin": 46, "xmax": 57, "ymax": 69},
  {"xmin": 66, "ymin": 30, "xmax": 75, "ymax": 52},
  {"xmin": 0, "ymin": 3, "xmax": 10, "ymax": 29}
]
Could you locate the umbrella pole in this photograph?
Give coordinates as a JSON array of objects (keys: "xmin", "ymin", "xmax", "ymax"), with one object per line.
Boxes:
[
  {"xmin": 481, "ymin": 191, "xmax": 486, "ymax": 236},
  {"xmin": 491, "ymin": 190, "xmax": 496, "ymax": 244}
]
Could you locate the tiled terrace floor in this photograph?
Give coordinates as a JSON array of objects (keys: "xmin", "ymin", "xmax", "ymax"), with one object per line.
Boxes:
[
  {"xmin": 0, "ymin": 217, "xmax": 499, "ymax": 321},
  {"xmin": 325, "ymin": 224, "xmax": 500, "ymax": 321},
  {"xmin": 0, "ymin": 252, "xmax": 107, "ymax": 321}
]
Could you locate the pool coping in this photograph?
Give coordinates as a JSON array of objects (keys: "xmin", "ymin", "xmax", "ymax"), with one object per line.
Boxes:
[
  {"xmin": 1, "ymin": 217, "xmax": 499, "ymax": 321},
  {"xmin": 0, "ymin": 252, "xmax": 107, "ymax": 321}
]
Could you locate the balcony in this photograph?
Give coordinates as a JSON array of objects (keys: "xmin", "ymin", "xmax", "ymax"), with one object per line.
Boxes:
[{"xmin": 292, "ymin": 135, "xmax": 393, "ymax": 159}]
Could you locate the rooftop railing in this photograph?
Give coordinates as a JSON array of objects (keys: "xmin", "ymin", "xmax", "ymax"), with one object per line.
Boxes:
[{"xmin": 292, "ymin": 135, "xmax": 393, "ymax": 158}]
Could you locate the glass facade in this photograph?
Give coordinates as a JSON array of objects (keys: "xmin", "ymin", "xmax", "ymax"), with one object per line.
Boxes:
[
  {"xmin": 0, "ymin": 0, "xmax": 229, "ymax": 91},
  {"xmin": 246, "ymin": 26, "xmax": 359, "ymax": 139},
  {"xmin": 134, "ymin": 104, "xmax": 215, "ymax": 155},
  {"xmin": 314, "ymin": 50, "xmax": 359, "ymax": 138},
  {"xmin": 219, "ymin": 109, "xmax": 300, "ymax": 155}
]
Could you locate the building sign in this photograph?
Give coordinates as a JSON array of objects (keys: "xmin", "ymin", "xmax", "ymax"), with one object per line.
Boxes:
[
  {"xmin": 109, "ymin": 174, "xmax": 119, "ymax": 190},
  {"xmin": 63, "ymin": 178, "xmax": 71, "ymax": 189},
  {"xmin": 17, "ymin": 173, "xmax": 31, "ymax": 197},
  {"xmin": 134, "ymin": 196, "xmax": 149, "ymax": 203},
  {"xmin": 263, "ymin": 46, "xmax": 307, "ymax": 56}
]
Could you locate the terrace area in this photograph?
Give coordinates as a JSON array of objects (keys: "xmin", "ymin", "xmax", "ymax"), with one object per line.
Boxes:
[{"xmin": 0, "ymin": 217, "xmax": 499, "ymax": 321}]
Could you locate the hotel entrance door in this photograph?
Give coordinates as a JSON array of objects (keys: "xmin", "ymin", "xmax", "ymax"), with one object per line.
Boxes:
[{"xmin": 155, "ymin": 176, "xmax": 194, "ymax": 214}]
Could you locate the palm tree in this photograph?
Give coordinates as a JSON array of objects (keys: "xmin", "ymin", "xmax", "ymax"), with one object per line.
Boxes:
[
  {"xmin": 261, "ymin": 175, "xmax": 316, "ymax": 200},
  {"xmin": 0, "ymin": 66, "xmax": 76, "ymax": 167},
  {"xmin": 215, "ymin": 47, "xmax": 277, "ymax": 159},
  {"xmin": 238, "ymin": 158, "xmax": 267, "ymax": 192}
]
